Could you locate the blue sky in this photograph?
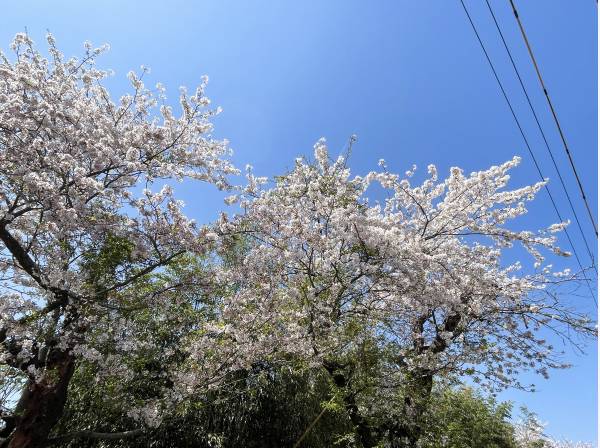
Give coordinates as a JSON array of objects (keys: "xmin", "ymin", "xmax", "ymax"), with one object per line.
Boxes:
[{"xmin": 1, "ymin": 0, "xmax": 597, "ymax": 443}]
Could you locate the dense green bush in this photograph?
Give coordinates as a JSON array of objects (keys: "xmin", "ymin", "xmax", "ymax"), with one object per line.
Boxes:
[{"xmin": 52, "ymin": 360, "xmax": 523, "ymax": 448}]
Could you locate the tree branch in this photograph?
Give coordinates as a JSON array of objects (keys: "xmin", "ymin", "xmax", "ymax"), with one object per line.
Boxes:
[{"xmin": 45, "ymin": 428, "xmax": 143, "ymax": 446}]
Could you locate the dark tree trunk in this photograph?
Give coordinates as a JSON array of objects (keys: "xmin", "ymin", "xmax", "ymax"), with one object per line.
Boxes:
[
  {"xmin": 390, "ymin": 368, "xmax": 434, "ymax": 448},
  {"xmin": 343, "ymin": 393, "xmax": 379, "ymax": 448},
  {"xmin": 7, "ymin": 351, "xmax": 75, "ymax": 448},
  {"xmin": 0, "ymin": 224, "xmax": 77, "ymax": 447},
  {"xmin": 323, "ymin": 360, "xmax": 379, "ymax": 448}
]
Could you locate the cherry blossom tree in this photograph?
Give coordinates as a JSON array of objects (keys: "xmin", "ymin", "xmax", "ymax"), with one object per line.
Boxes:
[
  {"xmin": 217, "ymin": 139, "xmax": 595, "ymax": 447},
  {"xmin": 514, "ymin": 408, "xmax": 594, "ymax": 448},
  {"xmin": 0, "ymin": 33, "xmax": 239, "ymax": 447},
  {"xmin": 543, "ymin": 440, "xmax": 594, "ymax": 448}
]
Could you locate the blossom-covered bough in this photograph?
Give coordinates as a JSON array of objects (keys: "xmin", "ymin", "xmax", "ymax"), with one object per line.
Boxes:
[
  {"xmin": 217, "ymin": 139, "xmax": 596, "ymax": 447},
  {"xmin": 0, "ymin": 34, "xmax": 239, "ymax": 447}
]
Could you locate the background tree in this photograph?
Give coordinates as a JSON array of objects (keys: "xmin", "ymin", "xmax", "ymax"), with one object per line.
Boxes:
[
  {"xmin": 418, "ymin": 385, "xmax": 517, "ymax": 448},
  {"xmin": 513, "ymin": 408, "xmax": 593, "ymax": 448},
  {"xmin": 53, "ymin": 351, "xmax": 528, "ymax": 448},
  {"xmin": 56, "ymin": 360, "xmax": 355, "ymax": 448}
]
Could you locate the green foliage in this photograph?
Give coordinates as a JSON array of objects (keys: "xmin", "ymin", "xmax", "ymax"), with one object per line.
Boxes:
[
  {"xmin": 81, "ymin": 233, "xmax": 135, "ymax": 290},
  {"xmin": 419, "ymin": 386, "xmax": 518, "ymax": 448},
  {"xmin": 54, "ymin": 353, "xmax": 523, "ymax": 448},
  {"xmin": 55, "ymin": 363, "xmax": 355, "ymax": 448}
]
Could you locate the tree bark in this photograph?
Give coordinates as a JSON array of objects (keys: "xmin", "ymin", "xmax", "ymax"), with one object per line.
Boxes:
[
  {"xmin": 0, "ymin": 224, "xmax": 79, "ymax": 447},
  {"xmin": 399, "ymin": 369, "xmax": 434, "ymax": 448},
  {"xmin": 323, "ymin": 360, "xmax": 379, "ymax": 448},
  {"xmin": 7, "ymin": 351, "xmax": 75, "ymax": 448}
]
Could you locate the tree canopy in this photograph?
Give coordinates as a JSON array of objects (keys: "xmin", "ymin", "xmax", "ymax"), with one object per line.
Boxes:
[{"xmin": 0, "ymin": 34, "xmax": 595, "ymax": 448}]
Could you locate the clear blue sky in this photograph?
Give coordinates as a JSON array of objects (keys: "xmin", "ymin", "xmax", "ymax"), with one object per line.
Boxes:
[{"xmin": 1, "ymin": 0, "xmax": 597, "ymax": 443}]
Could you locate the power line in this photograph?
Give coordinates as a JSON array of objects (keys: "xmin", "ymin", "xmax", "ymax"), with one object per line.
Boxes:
[
  {"xmin": 484, "ymin": 0, "xmax": 597, "ymax": 271},
  {"xmin": 458, "ymin": 0, "xmax": 596, "ymax": 302},
  {"xmin": 508, "ymin": 0, "xmax": 598, "ymax": 238}
]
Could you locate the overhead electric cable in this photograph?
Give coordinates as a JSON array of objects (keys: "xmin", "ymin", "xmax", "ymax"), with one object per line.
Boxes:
[
  {"xmin": 508, "ymin": 0, "xmax": 598, "ymax": 237},
  {"xmin": 484, "ymin": 0, "xmax": 597, "ymax": 271},
  {"xmin": 458, "ymin": 0, "xmax": 596, "ymax": 301}
]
